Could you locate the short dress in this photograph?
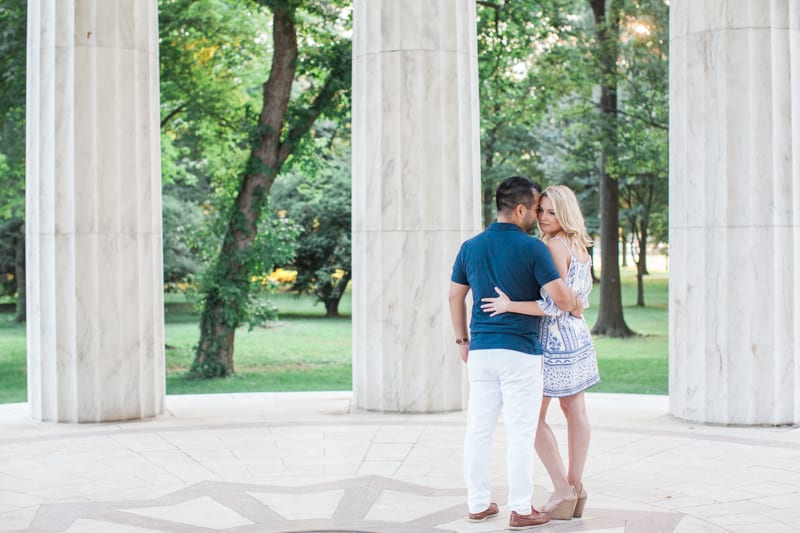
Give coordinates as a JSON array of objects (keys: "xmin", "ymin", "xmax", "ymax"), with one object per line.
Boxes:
[{"xmin": 537, "ymin": 237, "xmax": 601, "ymax": 397}]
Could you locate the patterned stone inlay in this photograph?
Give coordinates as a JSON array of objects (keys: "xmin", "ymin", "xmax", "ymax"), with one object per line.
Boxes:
[
  {"xmin": 20, "ymin": 476, "xmax": 687, "ymax": 533},
  {"xmin": 123, "ymin": 495, "xmax": 253, "ymax": 530},
  {"xmin": 249, "ymin": 489, "xmax": 346, "ymax": 520}
]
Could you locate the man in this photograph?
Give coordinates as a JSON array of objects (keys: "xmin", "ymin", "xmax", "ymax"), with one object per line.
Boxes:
[{"xmin": 449, "ymin": 176, "xmax": 582, "ymax": 530}]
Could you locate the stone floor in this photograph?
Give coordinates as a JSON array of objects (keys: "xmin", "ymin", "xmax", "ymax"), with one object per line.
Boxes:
[{"xmin": 0, "ymin": 392, "xmax": 798, "ymax": 533}]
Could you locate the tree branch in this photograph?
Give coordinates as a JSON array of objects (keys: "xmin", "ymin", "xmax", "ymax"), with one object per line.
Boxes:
[
  {"xmin": 254, "ymin": 1, "xmax": 298, "ymax": 171},
  {"xmin": 573, "ymin": 94, "xmax": 667, "ymax": 131},
  {"xmin": 277, "ymin": 43, "xmax": 350, "ymax": 163},
  {"xmin": 160, "ymin": 103, "xmax": 187, "ymax": 129}
]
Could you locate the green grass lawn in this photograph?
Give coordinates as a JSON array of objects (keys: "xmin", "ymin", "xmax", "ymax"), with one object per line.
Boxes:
[
  {"xmin": 0, "ymin": 316, "xmax": 26, "ymax": 404},
  {"xmin": 0, "ymin": 268, "xmax": 668, "ymax": 403},
  {"xmin": 588, "ymin": 267, "xmax": 668, "ymax": 395}
]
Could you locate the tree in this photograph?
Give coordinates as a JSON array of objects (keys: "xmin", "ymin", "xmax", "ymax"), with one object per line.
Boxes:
[
  {"xmin": 616, "ymin": 0, "xmax": 669, "ymax": 306},
  {"xmin": 587, "ymin": 0, "xmax": 634, "ymax": 337},
  {"xmin": 537, "ymin": 95, "xmax": 603, "ymax": 279},
  {"xmin": 476, "ymin": 0, "xmax": 584, "ymax": 227},
  {"xmin": 272, "ymin": 145, "xmax": 351, "ymax": 317},
  {"xmin": 0, "ymin": 218, "xmax": 23, "ymax": 317},
  {"xmin": 159, "ymin": 0, "xmax": 275, "ymax": 292},
  {"xmin": 190, "ymin": 0, "xmax": 351, "ymax": 377},
  {"xmin": 161, "ymin": 195, "xmax": 205, "ymax": 290},
  {"xmin": 0, "ymin": 0, "xmax": 28, "ymax": 322},
  {"xmin": 620, "ymin": 171, "xmax": 666, "ymax": 305},
  {"xmin": 476, "ymin": 1, "xmax": 623, "ymax": 289}
]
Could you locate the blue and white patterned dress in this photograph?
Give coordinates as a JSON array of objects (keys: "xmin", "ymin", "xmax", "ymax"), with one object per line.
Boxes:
[{"xmin": 537, "ymin": 238, "xmax": 600, "ymax": 397}]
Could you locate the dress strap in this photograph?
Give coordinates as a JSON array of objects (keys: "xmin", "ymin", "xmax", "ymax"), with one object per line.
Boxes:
[
  {"xmin": 551, "ymin": 236, "xmax": 576, "ymax": 258},
  {"xmin": 552, "ymin": 236, "xmax": 591, "ymax": 264}
]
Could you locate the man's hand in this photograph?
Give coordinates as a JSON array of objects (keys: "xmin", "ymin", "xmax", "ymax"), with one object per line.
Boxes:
[
  {"xmin": 449, "ymin": 282, "xmax": 471, "ymax": 363},
  {"xmin": 458, "ymin": 343, "xmax": 469, "ymax": 363}
]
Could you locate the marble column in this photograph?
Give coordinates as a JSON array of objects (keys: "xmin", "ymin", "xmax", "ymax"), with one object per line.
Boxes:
[
  {"xmin": 669, "ymin": 1, "xmax": 800, "ymax": 425},
  {"xmin": 351, "ymin": 0, "xmax": 481, "ymax": 412},
  {"xmin": 26, "ymin": 0, "xmax": 165, "ymax": 422}
]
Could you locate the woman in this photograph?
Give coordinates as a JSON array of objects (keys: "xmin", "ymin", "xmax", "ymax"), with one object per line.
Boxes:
[{"xmin": 481, "ymin": 184, "xmax": 600, "ymax": 520}]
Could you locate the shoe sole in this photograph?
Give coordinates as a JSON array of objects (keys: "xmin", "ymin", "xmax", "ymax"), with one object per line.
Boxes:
[
  {"xmin": 508, "ymin": 519, "xmax": 550, "ymax": 530},
  {"xmin": 548, "ymin": 498, "xmax": 577, "ymax": 520},
  {"xmin": 468, "ymin": 513, "xmax": 498, "ymax": 523}
]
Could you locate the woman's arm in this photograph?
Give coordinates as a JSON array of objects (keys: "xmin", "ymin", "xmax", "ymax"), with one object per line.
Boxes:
[
  {"xmin": 480, "ymin": 239, "xmax": 581, "ymax": 318},
  {"xmin": 481, "ymin": 285, "xmax": 582, "ymax": 318},
  {"xmin": 481, "ymin": 287, "xmax": 546, "ymax": 317}
]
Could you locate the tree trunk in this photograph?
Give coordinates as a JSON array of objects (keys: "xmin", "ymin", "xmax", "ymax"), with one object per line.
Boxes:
[
  {"xmin": 482, "ymin": 126, "xmax": 496, "ymax": 228},
  {"xmin": 324, "ymin": 300, "xmax": 337, "ymax": 318},
  {"xmin": 195, "ymin": 288, "xmax": 239, "ymax": 376},
  {"xmin": 594, "ymin": 156, "xmax": 633, "ymax": 336},
  {"xmin": 322, "ymin": 272, "xmax": 351, "ymax": 318},
  {"xmin": 620, "ymin": 228, "xmax": 627, "ymax": 267},
  {"xmin": 640, "ymin": 221, "xmax": 650, "ymax": 276},
  {"xmin": 588, "ymin": 244, "xmax": 600, "ymax": 283},
  {"xmin": 636, "ymin": 219, "xmax": 648, "ymax": 307},
  {"xmin": 13, "ymin": 219, "xmax": 24, "ymax": 323},
  {"xmin": 589, "ymin": 0, "xmax": 633, "ymax": 337},
  {"xmin": 482, "ymin": 109, "xmax": 501, "ymax": 228},
  {"xmin": 481, "ymin": 4, "xmax": 502, "ymax": 229},
  {"xmin": 482, "ymin": 183, "xmax": 494, "ymax": 228}
]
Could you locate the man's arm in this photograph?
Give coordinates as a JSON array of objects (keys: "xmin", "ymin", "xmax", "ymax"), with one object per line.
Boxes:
[
  {"xmin": 448, "ymin": 281, "xmax": 471, "ymax": 363},
  {"xmin": 542, "ymin": 278, "xmax": 583, "ymax": 316}
]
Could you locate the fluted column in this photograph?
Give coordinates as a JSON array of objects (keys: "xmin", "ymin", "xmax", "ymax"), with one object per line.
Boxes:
[
  {"xmin": 669, "ymin": 1, "xmax": 800, "ymax": 424},
  {"xmin": 26, "ymin": 0, "xmax": 165, "ymax": 422},
  {"xmin": 351, "ymin": 0, "xmax": 481, "ymax": 412}
]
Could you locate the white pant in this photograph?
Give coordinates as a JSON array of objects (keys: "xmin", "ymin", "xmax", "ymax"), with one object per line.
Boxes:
[{"xmin": 464, "ymin": 349, "xmax": 543, "ymax": 515}]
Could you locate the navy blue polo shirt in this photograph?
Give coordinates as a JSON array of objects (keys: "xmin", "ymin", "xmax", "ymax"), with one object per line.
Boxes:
[{"xmin": 451, "ymin": 222, "xmax": 560, "ymax": 355}]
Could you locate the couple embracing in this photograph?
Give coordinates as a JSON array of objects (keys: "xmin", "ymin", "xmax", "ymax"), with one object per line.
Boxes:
[{"xmin": 449, "ymin": 176, "xmax": 600, "ymax": 530}]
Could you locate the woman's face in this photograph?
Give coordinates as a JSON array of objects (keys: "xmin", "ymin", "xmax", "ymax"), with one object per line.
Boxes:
[{"xmin": 537, "ymin": 196, "xmax": 562, "ymax": 236}]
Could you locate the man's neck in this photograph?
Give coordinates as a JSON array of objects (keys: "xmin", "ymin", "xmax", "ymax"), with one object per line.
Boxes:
[{"xmin": 496, "ymin": 216, "xmax": 522, "ymax": 230}]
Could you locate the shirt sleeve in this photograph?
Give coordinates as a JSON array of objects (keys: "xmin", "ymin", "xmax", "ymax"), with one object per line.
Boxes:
[{"xmin": 451, "ymin": 243, "xmax": 469, "ymax": 285}]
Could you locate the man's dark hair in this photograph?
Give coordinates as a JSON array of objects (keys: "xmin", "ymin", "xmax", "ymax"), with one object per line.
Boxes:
[{"xmin": 495, "ymin": 176, "xmax": 542, "ymax": 214}]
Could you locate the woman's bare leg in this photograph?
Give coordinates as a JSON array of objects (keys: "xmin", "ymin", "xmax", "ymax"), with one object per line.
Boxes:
[
  {"xmin": 534, "ymin": 397, "xmax": 570, "ymax": 491},
  {"xmin": 559, "ymin": 392, "xmax": 590, "ymax": 486}
]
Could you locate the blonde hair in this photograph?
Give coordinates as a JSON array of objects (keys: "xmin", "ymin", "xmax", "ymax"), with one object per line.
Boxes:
[{"xmin": 538, "ymin": 185, "xmax": 593, "ymax": 254}]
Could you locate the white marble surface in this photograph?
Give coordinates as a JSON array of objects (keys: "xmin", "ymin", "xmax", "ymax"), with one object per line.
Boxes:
[
  {"xmin": 25, "ymin": 0, "xmax": 164, "ymax": 422},
  {"xmin": 1, "ymin": 392, "xmax": 799, "ymax": 532},
  {"xmin": 351, "ymin": 0, "xmax": 481, "ymax": 412},
  {"xmin": 669, "ymin": 0, "xmax": 800, "ymax": 425}
]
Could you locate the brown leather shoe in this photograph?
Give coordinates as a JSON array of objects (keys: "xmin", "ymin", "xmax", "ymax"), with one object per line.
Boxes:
[
  {"xmin": 468, "ymin": 502, "xmax": 499, "ymax": 522},
  {"xmin": 508, "ymin": 506, "xmax": 550, "ymax": 529}
]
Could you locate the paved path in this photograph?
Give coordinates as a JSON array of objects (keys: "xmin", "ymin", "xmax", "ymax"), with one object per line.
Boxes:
[{"xmin": 0, "ymin": 392, "xmax": 798, "ymax": 532}]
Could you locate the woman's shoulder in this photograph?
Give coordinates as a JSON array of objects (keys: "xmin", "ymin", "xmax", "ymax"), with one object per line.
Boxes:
[
  {"xmin": 544, "ymin": 238, "xmax": 571, "ymax": 274},
  {"xmin": 545, "ymin": 237, "xmax": 571, "ymax": 258},
  {"xmin": 551, "ymin": 236, "xmax": 591, "ymax": 263}
]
